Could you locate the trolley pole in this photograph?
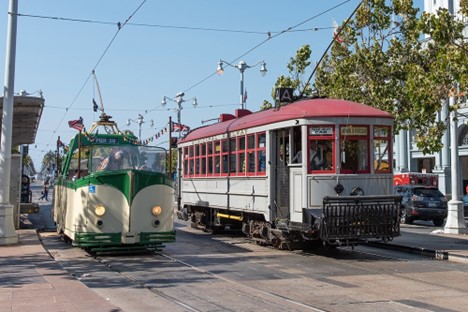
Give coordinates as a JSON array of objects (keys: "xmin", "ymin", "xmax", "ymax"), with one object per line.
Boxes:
[
  {"xmin": 0, "ymin": 0, "xmax": 19, "ymax": 245},
  {"xmin": 168, "ymin": 117, "xmax": 172, "ymax": 176}
]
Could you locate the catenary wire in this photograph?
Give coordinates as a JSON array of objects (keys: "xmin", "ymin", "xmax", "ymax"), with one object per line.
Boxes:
[
  {"xmin": 14, "ymin": 12, "xmax": 334, "ymax": 36},
  {"xmin": 183, "ymin": 0, "xmax": 351, "ymax": 94},
  {"xmin": 27, "ymin": 0, "xmax": 350, "ymax": 161},
  {"xmin": 43, "ymin": 0, "xmax": 148, "ymax": 150}
]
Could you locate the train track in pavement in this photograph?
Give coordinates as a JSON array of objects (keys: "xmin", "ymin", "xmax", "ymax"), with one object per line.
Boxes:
[
  {"xmin": 93, "ymin": 249, "xmax": 326, "ymax": 312},
  {"xmin": 40, "ymin": 225, "xmax": 468, "ymax": 311},
  {"xmin": 39, "ymin": 231, "xmax": 325, "ymax": 312}
]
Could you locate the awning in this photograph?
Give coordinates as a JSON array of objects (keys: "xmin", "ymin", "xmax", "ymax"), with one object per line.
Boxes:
[{"xmin": 0, "ymin": 95, "xmax": 44, "ymax": 146}]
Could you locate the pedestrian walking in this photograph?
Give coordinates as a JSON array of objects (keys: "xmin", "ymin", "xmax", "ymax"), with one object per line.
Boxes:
[{"xmin": 39, "ymin": 178, "xmax": 50, "ymax": 201}]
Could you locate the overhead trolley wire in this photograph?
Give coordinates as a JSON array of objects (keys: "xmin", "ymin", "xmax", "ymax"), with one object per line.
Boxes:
[
  {"xmin": 15, "ymin": 12, "xmax": 335, "ymax": 36},
  {"xmin": 44, "ymin": 0, "xmax": 148, "ymax": 149},
  {"xmin": 183, "ymin": 0, "xmax": 351, "ymax": 95}
]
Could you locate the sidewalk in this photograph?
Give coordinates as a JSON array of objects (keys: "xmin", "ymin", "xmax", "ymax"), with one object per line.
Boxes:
[
  {"xmin": 0, "ymin": 230, "xmax": 121, "ymax": 312},
  {"xmin": 369, "ymin": 223, "xmax": 468, "ymax": 263}
]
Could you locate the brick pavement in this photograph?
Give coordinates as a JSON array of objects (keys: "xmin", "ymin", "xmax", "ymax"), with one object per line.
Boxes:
[{"xmin": 0, "ymin": 230, "xmax": 121, "ymax": 312}]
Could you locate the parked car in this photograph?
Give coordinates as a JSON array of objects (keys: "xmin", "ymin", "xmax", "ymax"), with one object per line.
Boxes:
[
  {"xmin": 394, "ymin": 184, "xmax": 448, "ymax": 226},
  {"xmin": 463, "ymin": 194, "xmax": 468, "ymax": 217}
]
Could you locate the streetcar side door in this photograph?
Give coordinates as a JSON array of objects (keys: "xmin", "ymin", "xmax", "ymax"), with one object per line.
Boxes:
[
  {"xmin": 289, "ymin": 126, "xmax": 304, "ymax": 223},
  {"xmin": 270, "ymin": 129, "xmax": 290, "ymax": 220}
]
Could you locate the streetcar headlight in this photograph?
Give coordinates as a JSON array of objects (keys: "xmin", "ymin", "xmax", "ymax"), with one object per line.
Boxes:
[
  {"xmin": 95, "ymin": 205, "xmax": 106, "ymax": 217},
  {"xmin": 151, "ymin": 205, "xmax": 162, "ymax": 216}
]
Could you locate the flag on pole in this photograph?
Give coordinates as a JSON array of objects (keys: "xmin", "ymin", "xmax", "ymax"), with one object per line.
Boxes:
[
  {"xmin": 172, "ymin": 122, "xmax": 190, "ymax": 132},
  {"xmin": 93, "ymin": 99, "xmax": 99, "ymax": 112},
  {"xmin": 68, "ymin": 117, "xmax": 84, "ymax": 131},
  {"xmin": 333, "ymin": 18, "xmax": 344, "ymax": 44}
]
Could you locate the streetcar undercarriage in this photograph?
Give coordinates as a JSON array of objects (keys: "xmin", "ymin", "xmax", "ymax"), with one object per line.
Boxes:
[{"xmin": 179, "ymin": 195, "xmax": 401, "ymax": 250}]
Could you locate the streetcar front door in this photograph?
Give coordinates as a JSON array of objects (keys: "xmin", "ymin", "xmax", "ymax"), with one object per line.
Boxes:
[
  {"xmin": 289, "ymin": 126, "xmax": 303, "ymax": 223},
  {"xmin": 271, "ymin": 130, "xmax": 290, "ymax": 220}
]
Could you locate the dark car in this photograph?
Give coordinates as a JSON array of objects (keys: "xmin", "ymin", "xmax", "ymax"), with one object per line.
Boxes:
[
  {"xmin": 463, "ymin": 194, "xmax": 468, "ymax": 217},
  {"xmin": 394, "ymin": 184, "xmax": 448, "ymax": 226}
]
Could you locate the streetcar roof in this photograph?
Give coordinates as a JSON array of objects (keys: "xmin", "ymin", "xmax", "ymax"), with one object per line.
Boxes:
[{"xmin": 180, "ymin": 98, "xmax": 393, "ymax": 142}]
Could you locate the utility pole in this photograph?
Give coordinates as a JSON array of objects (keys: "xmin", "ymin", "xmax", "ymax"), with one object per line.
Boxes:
[
  {"xmin": 0, "ymin": 0, "xmax": 18, "ymax": 245},
  {"xmin": 444, "ymin": 92, "xmax": 466, "ymax": 234}
]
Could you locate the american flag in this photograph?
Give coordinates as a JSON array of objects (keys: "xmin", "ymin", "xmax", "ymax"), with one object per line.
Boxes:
[
  {"xmin": 172, "ymin": 122, "xmax": 189, "ymax": 132},
  {"xmin": 333, "ymin": 18, "xmax": 344, "ymax": 44},
  {"xmin": 68, "ymin": 117, "xmax": 84, "ymax": 131}
]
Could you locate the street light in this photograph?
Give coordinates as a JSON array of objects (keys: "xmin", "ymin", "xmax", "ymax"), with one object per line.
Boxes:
[
  {"xmin": 161, "ymin": 92, "xmax": 197, "ymax": 135},
  {"xmin": 216, "ymin": 59, "xmax": 267, "ymax": 109},
  {"xmin": 127, "ymin": 113, "xmax": 153, "ymax": 140}
]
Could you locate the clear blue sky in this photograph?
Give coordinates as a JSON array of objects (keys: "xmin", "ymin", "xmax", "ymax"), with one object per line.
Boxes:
[{"xmin": 0, "ymin": 0, "xmax": 423, "ymax": 169}]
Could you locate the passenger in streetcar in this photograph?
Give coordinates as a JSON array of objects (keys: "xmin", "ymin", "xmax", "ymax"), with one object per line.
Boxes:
[{"xmin": 98, "ymin": 148, "xmax": 124, "ymax": 171}]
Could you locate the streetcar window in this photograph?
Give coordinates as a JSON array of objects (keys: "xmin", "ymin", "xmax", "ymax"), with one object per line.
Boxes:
[
  {"xmin": 257, "ymin": 133, "xmax": 266, "ymax": 174},
  {"xmin": 230, "ymin": 138, "xmax": 237, "ymax": 173},
  {"xmin": 309, "ymin": 140, "xmax": 333, "ymax": 171},
  {"xmin": 189, "ymin": 159, "xmax": 194, "ymax": 174},
  {"xmin": 195, "ymin": 158, "xmax": 200, "ymax": 175},
  {"xmin": 373, "ymin": 126, "xmax": 392, "ymax": 173},
  {"xmin": 230, "ymin": 154, "xmax": 237, "ymax": 173},
  {"xmin": 246, "ymin": 134, "xmax": 256, "ymax": 174},
  {"xmin": 247, "ymin": 151, "xmax": 255, "ymax": 173},
  {"xmin": 222, "ymin": 140, "xmax": 229, "ymax": 153},
  {"xmin": 307, "ymin": 126, "xmax": 335, "ymax": 173},
  {"xmin": 340, "ymin": 125, "xmax": 370, "ymax": 174},
  {"xmin": 291, "ymin": 128, "xmax": 301, "ymax": 164},
  {"xmin": 222, "ymin": 155, "xmax": 229, "ymax": 174},
  {"xmin": 258, "ymin": 150, "xmax": 266, "ymax": 173},
  {"xmin": 207, "ymin": 155, "xmax": 213, "ymax": 174},
  {"xmin": 90, "ymin": 145, "xmax": 167, "ymax": 174},
  {"xmin": 238, "ymin": 136, "xmax": 246, "ymax": 174},
  {"xmin": 68, "ymin": 147, "xmax": 90, "ymax": 178},
  {"xmin": 239, "ymin": 151, "xmax": 246, "ymax": 173},
  {"xmin": 207, "ymin": 142, "xmax": 213, "ymax": 175},
  {"xmin": 258, "ymin": 133, "xmax": 266, "ymax": 148},
  {"xmin": 247, "ymin": 134, "xmax": 255, "ymax": 149},
  {"xmin": 184, "ymin": 147, "xmax": 189, "ymax": 176},
  {"xmin": 239, "ymin": 136, "xmax": 246, "ymax": 150},
  {"xmin": 215, "ymin": 155, "xmax": 221, "ymax": 174},
  {"xmin": 214, "ymin": 141, "xmax": 221, "ymax": 175}
]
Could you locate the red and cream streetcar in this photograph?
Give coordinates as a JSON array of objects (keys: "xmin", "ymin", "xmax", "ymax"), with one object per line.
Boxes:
[{"xmin": 177, "ymin": 97, "xmax": 401, "ymax": 249}]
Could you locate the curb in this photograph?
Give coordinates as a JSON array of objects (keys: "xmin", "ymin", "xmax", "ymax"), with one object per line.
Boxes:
[{"xmin": 368, "ymin": 241, "xmax": 450, "ymax": 260}]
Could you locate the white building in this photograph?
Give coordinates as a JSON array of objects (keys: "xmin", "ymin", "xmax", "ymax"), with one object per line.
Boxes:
[{"xmin": 395, "ymin": 0, "xmax": 468, "ymax": 198}]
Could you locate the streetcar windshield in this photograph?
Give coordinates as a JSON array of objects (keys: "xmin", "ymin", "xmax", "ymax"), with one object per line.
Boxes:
[{"xmin": 90, "ymin": 145, "xmax": 167, "ymax": 173}]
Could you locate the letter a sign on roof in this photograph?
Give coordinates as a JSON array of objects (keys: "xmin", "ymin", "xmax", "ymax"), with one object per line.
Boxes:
[{"xmin": 275, "ymin": 88, "xmax": 293, "ymax": 103}]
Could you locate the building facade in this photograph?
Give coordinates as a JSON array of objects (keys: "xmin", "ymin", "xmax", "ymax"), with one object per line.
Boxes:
[{"xmin": 395, "ymin": 0, "xmax": 468, "ymax": 198}]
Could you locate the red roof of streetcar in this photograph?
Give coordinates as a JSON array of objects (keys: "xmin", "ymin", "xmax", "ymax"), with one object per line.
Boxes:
[{"xmin": 181, "ymin": 98, "xmax": 393, "ymax": 142}]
